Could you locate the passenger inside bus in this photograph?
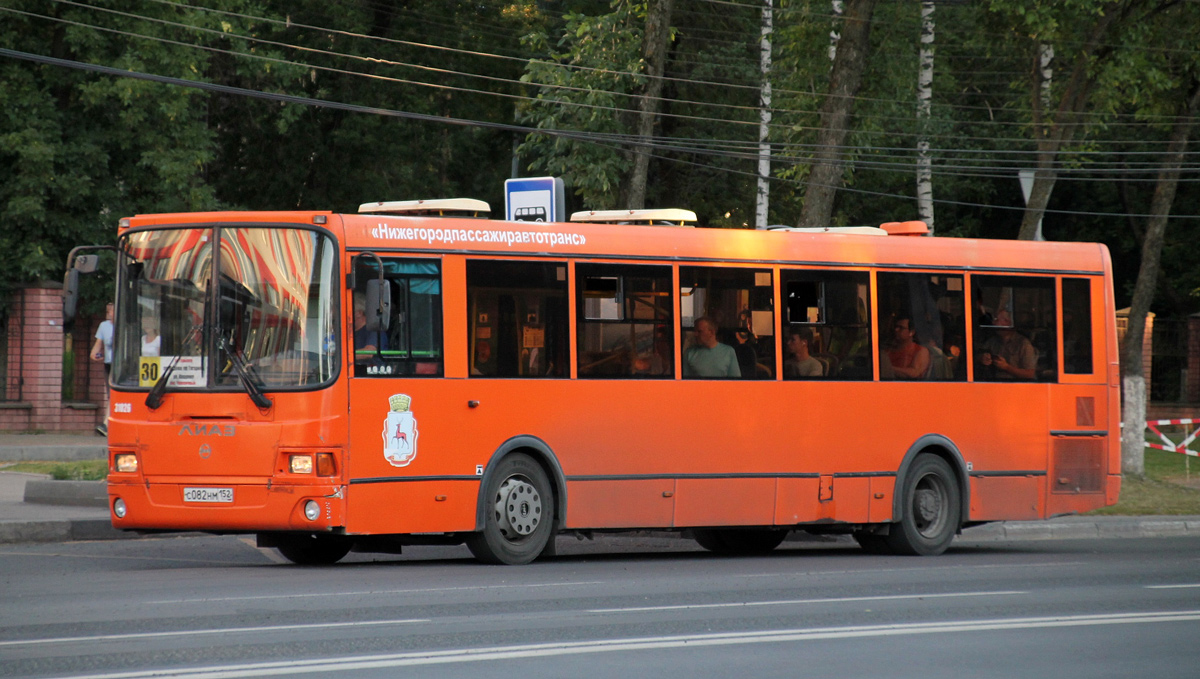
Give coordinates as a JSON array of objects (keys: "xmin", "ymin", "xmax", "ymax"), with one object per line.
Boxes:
[
  {"xmin": 682, "ymin": 316, "xmax": 740, "ymax": 378},
  {"xmin": 882, "ymin": 315, "xmax": 930, "ymax": 380},
  {"xmin": 471, "ymin": 340, "xmax": 495, "ymax": 376},
  {"xmin": 141, "ymin": 315, "xmax": 161, "ymax": 357},
  {"xmin": 783, "ymin": 327, "xmax": 824, "ymax": 378},
  {"xmin": 732, "ymin": 310, "xmax": 758, "ymax": 378},
  {"xmin": 977, "ymin": 309, "xmax": 1036, "ymax": 380},
  {"xmin": 353, "ymin": 293, "xmax": 387, "ymax": 363},
  {"xmin": 632, "ymin": 325, "xmax": 672, "ymax": 376}
]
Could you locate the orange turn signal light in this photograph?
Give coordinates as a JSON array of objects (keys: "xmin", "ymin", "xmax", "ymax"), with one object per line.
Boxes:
[{"xmin": 316, "ymin": 453, "xmax": 337, "ymax": 477}]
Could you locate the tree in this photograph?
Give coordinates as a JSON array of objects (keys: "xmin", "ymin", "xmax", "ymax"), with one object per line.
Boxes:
[
  {"xmin": 627, "ymin": 0, "xmax": 674, "ymax": 209},
  {"xmin": 915, "ymin": 1, "xmax": 935, "ymax": 232},
  {"xmin": 1119, "ymin": 81, "xmax": 1200, "ymax": 476},
  {"xmin": 797, "ymin": 0, "xmax": 876, "ymax": 228},
  {"xmin": 518, "ymin": 3, "xmax": 645, "ymax": 209}
]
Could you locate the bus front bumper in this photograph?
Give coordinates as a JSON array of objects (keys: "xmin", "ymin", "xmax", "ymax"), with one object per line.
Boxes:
[{"xmin": 106, "ymin": 479, "xmax": 346, "ymax": 533}]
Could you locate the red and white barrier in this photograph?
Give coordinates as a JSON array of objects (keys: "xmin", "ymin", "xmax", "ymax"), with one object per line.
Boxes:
[{"xmin": 1145, "ymin": 419, "xmax": 1200, "ymax": 457}]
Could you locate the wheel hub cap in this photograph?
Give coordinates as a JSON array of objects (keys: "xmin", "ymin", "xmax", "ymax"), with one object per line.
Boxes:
[
  {"xmin": 495, "ymin": 477, "xmax": 541, "ymax": 538},
  {"xmin": 915, "ymin": 488, "xmax": 941, "ymax": 523}
]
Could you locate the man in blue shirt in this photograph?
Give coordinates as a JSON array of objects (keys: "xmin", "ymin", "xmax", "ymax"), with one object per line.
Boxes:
[{"xmin": 683, "ymin": 316, "xmax": 741, "ymax": 378}]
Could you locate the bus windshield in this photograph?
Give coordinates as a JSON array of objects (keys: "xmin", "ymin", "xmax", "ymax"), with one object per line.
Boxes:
[{"xmin": 114, "ymin": 226, "xmax": 339, "ymax": 390}]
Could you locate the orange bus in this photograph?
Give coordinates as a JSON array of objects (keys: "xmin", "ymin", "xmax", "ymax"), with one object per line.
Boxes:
[{"xmin": 66, "ymin": 200, "xmax": 1119, "ymax": 564}]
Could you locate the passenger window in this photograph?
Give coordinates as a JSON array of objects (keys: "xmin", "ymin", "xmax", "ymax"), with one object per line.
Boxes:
[
  {"xmin": 972, "ymin": 275, "xmax": 1057, "ymax": 382},
  {"xmin": 680, "ymin": 267, "xmax": 774, "ymax": 380},
  {"xmin": 467, "ymin": 260, "xmax": 568, "ymax": 378},
  {"xmin": 1062, "ymin": 278, "xmax": 1094, "ymax": 375},
  {"xmin": 352, "ymin": 258, "xmax": 443, "ymax": 377},
  {"xmin": 877, "ymin": 272, "xmax": 967, "ymax": 382},
  {"xmin": 577, "ymin": 263, "xmax": 673, "ymax": 378},
  {"xmin": 781, "ymin": 270, "xmax": 872, "ymax": 380}
]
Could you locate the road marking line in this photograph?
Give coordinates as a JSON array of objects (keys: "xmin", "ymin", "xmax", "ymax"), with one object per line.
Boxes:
[
  {"xmin": 739, "ymin": 561, "xmax": 1088, "ymax": 578},
  {"xmin": 49, "ymin": 610, "xmax": 1200, "ymax": 679},
  {"xmin": 147, "ymin": 581, "xmax": 605, "ymax": 604},
  {"xmin": 0, "ymin": 619, "xmax": 429, "ymax": 648},
  {"xmin": 588, "ymin": 590, "xmax": 1028, "ymax": 613},
  {"xmin": 1145, "ymin": 584, "xmax": 1200, "ymax": 589}
]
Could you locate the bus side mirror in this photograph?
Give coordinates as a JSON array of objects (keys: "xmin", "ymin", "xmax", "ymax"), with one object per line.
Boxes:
[
  {"xmin": 63, "ymin": 269, "xmax": 81, "ymax": 327},
  {"xmin": 74, "ymin": 255, "xmax": 100, "ymax": 273},
  {"xmin": 365, "ymin": 279, "xmax": 391, "ymax": 332}
]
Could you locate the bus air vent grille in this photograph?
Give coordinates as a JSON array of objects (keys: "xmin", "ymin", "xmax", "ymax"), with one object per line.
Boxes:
[{"xmin": 1051, "ymin": 438, "xmax": 1105, "ymax": 494}]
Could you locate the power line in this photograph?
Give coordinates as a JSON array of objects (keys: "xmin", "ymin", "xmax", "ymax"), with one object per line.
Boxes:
[
  {"xmin": 25, "ymin": 2, "xmax": 1194, "ymax": 151},
  {"xmin": 132, "ymin": 0, "xmax": 1199, "ymax": 124},
  {"xmin": 3, "ymin": 46, "xmax": 1196, "ymax": 221}
]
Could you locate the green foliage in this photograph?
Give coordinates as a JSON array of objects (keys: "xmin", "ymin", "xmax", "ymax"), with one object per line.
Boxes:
[
  {"xmin": 518, "ymin": 2, "xmax": 647, "ymax": 209},
  {"xmin": 0, "ymin": 0, "xmax": 1196, "ymax": 322}
]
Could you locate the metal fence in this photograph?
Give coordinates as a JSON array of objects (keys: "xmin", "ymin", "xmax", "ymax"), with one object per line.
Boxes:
[
  {"xmin": 1152, "ymin": 318, "xmax": 1190, "ymax": 403},
  {"xmin": 0, "ymin": 291, "xmax": 22, "ymax": 403}
]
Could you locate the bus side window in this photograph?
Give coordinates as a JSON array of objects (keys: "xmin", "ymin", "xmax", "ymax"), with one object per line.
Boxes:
[
  {"xmin": 1062, "ymin": 278, "xmax": 1094, "ymax": 375},
  {"xmin": 877, "ymin": 272, "xmax": 966, "ymax": 382},
  {"xmin": 577, "ymin": 263, "xmax": 673, "ymax": 378},
  {"xmin": 679, "ymin": 266, "xmax": 774, "ymax": 380},
  {"xmin": 466, "ymin": 260, "xmax": 568, "ymax": 378},
  {"xmin": 780, "ymin": 269, "xmax": 872, "ymax": 380},
  {"xmin": 353, "ymin": 258, "xmax": 443, "ymax": 377},
  {"xmin": 972, "ymin": 275, "xmax": 1056, "ymax": 382}
]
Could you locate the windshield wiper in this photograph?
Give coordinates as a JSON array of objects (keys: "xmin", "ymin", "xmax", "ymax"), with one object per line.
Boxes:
[
  {"xmin": 218, "ymin": 334, "xmax": 273, "ymax": 410},
  {"xmin": 145, "ymin": 323, "xmax": 204, "ymax": 411},
  {"xmin": 145, "ymin": 357, "xmax": 180, "ymax": 410}
]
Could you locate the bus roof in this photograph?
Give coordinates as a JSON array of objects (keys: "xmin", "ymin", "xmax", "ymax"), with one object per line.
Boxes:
[{"xmin": 119, "ymin": 210, "xmax": 1110, "ymax": 276}]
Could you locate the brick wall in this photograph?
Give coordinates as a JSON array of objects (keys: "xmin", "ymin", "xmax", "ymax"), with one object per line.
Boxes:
[{"xmin": 0, "ymin": 282, "xmax": 102, "ymax": 432}]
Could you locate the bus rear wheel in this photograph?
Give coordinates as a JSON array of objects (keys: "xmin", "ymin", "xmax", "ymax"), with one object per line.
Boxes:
[
  {"xmin": 273, "ymin": 533, "xmax": 353, "ymax": 565},
  {"xmin": 693, "ymin": 528, "xmax": 788, "ymax": 555},
  {"xmin": 886, "ymin": 454, "xmax": 961, "ymax": 556},
  {"xmin": 466, "ymin": 453, "xmax": 554, "ymax": 565}
]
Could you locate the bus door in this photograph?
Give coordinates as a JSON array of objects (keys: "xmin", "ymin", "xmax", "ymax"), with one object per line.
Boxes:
[{"xmin": 344, "ymin": 256, "xmax": 464, "ymax": 534}]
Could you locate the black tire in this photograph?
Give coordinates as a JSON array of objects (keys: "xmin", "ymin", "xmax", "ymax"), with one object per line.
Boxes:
[
  {"xmin": 693, "ymin": 528, "xmax": 788, "ymax": 555},
  {"xmin": 886, "ymin": 454, "xmax": 961, "ymax": 556},
  {"xmin": 466, "ymin": 453, "xmax": 554, "ymax": 565},
  {"xmin": 273, "ymin": 533, "xmax": 353, "ymax": 565},
  {"xmin": 852, "ymin": 531, "xmax": 893, "ymax": 555}
]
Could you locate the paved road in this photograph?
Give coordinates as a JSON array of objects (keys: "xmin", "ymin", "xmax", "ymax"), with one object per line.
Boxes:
[{"xmin": 2, "ymin": 533, "xmax": 1199, "ymax": 678}]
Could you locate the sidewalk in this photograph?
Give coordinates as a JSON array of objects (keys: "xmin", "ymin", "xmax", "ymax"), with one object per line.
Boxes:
[{"xmin": 1, "ymin": 434, "xmax": 1199, "ymax": 546}]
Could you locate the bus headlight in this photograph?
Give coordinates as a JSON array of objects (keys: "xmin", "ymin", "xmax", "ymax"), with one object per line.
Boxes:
[
  {"xmin": 114, "ymin": 453, "xmax": 138, "ymax": 473},
  {"xmin": 290, "ymin": 455, "xmax": 314, "ymax": 474},
  {"xmin": 304, "ymin": 500, "xmax": 320, "ymax": 521},
  {"xmin": 113, "ymin": 498, "xmax": 127, "ymax": 518}
]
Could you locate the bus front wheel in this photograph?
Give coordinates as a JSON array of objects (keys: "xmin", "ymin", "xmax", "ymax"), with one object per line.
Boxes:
[
  {"xmin": 887, "ymin": 454, "xmax": 961, "ymax": 556},
  {"xmin": 272, "ymin": 533, "xmax": 352, "ymax": 565},
  {"xmin": 466, "ymin": 453, "xmax": 554, "ymax": 565}
]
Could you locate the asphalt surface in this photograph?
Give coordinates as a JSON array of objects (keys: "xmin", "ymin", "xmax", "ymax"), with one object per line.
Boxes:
[{"xmin": 1, "ymin": 432, "xmax": 1199, "ymax": 546}]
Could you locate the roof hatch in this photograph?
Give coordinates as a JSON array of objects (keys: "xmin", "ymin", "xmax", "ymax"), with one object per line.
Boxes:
[
  {"xmin": 359, "ymin": 198, "xmax": 491, "ymax": 218},
  {"xmin": 570, "ymin": 208, "xmax": 697, "ymax": 227}
]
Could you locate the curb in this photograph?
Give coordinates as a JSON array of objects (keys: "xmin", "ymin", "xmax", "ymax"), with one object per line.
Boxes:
[
  {"xmin": 23, "ymin": 480, "xmax": 108, "ymax": 507},
  {"xmin": 0, "ymin": 445, "xmax": 106, "ymax": 463},
  {"xmin": 0, "ymin": 518, "xmax": 135, "ymax": 544}
]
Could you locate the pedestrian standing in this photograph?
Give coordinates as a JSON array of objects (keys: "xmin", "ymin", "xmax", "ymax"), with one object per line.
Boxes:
[{"xmin": 90, "ymin": 302, "xmax": 114, "ymax": 436}]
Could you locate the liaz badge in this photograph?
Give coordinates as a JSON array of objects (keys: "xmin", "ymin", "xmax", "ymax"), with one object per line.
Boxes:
[{"xmin": 383, "ymin": 393, "xmax": 418, "ymax": 467}]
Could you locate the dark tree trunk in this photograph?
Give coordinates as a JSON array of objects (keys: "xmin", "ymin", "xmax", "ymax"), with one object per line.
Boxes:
[
  {"xmin": 797, "ymin": 0, "xmax": 875, "ymax": 228},
  {"xmin": 627, "ymin": 0, "xmax": 674, "ymax": 210},
  {"xmin": 1120, "ymin": 80, "xmax": 1200, "ymax": 476}
]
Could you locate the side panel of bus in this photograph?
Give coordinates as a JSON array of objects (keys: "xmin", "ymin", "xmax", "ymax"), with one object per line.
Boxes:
[{"xmin": 341, "ymin": 255, "xmax": 1117, "ymax": 537}]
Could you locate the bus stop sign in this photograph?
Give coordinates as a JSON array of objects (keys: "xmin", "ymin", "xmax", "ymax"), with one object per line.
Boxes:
[{"xmin": 505, "ymin": 177, "xmax": 565, "ymax": 223}]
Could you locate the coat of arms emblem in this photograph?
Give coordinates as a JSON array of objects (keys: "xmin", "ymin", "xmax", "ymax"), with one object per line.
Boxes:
[{"xmin": 382, "ymin": 393, "xmax": 418, "ymax": 467}]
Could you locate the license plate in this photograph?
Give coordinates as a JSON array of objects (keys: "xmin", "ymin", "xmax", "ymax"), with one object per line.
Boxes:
[{"xmin": 183, "ymin": 487, "xmax": 233, "ymax": 503}]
